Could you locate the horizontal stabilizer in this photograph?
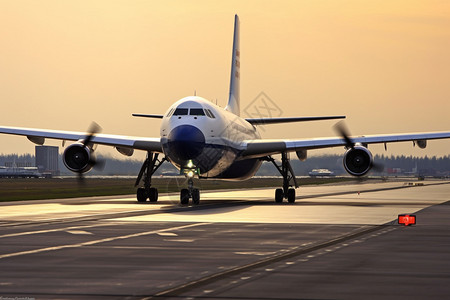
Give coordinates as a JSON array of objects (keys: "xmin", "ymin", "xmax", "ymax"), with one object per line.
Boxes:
[
  {"xmin": 132, "ymin": 114, "xmax": 164, "ymax": 119},
  {"xmin": 246, "ymin": 116, "xmax": 345, "ymax": 125}
]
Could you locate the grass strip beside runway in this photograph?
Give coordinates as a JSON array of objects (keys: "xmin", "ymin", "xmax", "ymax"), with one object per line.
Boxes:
[{"xmin": 0, "ymin": 177, "xmax": 354, "ymax": 202}]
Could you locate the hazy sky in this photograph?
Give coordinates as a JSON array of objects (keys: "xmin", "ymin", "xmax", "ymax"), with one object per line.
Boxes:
[{"xmin": 1, "ymin": 0, "xmax": 449, "ymax": 160}]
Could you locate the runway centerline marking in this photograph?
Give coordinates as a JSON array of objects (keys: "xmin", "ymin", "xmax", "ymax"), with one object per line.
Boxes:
[
  {"xmin": 65, "ymin": 230, "xmax": 93, "ymax": 235},
  {"xmin": 0, "ymin": 222, "xmax": 210, "ymax": 260},
  {"xmin": 0, "ymin": 224, "xmax": 108, "ymax": 239}
]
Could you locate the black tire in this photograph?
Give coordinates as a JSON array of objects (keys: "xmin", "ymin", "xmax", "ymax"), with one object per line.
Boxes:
[
  {"xmin": 137, "ymin": 187, "xmax": 148, "ymax": 202},
  {"xmin": 149, "ymin": 187, "xmax": 158, "ymax": 202},
  {"xmin": 287, "ymin": 188, "xmax": 296, "ymax": 203},
  {"xmin": 180, "ymin": 189, "xmax": 190, "ymax": 205},
  {"xmin": 192, "ymin": 189, "xmax": 200, "ymax": 205},
  {"xmin": 275, "ymin": 188, "xmax": 283, "ymax": 203}
]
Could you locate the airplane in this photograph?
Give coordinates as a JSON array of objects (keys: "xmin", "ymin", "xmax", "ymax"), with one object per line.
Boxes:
[{"xmin": 1, "ymin": 15, "xmax": 450, "ymax": 205}]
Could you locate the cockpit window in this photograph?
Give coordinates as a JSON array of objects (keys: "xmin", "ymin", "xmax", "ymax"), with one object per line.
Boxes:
[
  {"xmin": 189, "ymin": 108, "xmax": 205, "ymax": 116},
  {"xmin": 173, "ymin": 108, "xmax": 189, "ymax": 115},
  {"xmin": 166, "ymin": 108, "xmax": 175, "ymax": 117},
  {"xmin": 171, "ymin": 106, "xmax": 214, "ymax": 117},
  {"xmin": 205, "ymin": 109, "xmax": 216, "ymax": 118}
]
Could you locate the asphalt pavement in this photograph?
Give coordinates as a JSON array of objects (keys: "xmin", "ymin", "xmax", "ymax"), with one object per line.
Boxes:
[{"xmin": 0, "ymin": 180, "xmax": 449, "ymax": 299}]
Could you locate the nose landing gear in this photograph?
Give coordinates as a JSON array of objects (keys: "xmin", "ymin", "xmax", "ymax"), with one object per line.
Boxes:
[{"xmin": 180, "ymin": 178, "xmax": 200, "ymax": 205}]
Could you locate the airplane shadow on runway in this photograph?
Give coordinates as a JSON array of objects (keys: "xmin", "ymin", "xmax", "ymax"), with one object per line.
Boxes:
[
  {"xmin": 59, "ymin": 195, "xmax": 395, "ymax": 213},
  {"xmin": 60, "ymin": 185, "xmax": 435, "ymax": 211}
]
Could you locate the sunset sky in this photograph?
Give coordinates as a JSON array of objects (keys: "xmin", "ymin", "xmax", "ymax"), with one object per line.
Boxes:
[{"xmin": 1, "ymin": 0, "xmax": 449, "ymax": 160}]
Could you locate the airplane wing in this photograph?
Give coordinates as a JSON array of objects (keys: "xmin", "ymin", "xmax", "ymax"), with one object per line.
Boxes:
[
  {"xmin": 0, "ymin": 126, "xmax": 162, "ymax": 152},
  {"xmin": 245, "ymin": 116, "xmax": 345, "ymax": 125},
  {"xmin": 240, "ymin": 131, "xmax": 450, "ymax": 158}
]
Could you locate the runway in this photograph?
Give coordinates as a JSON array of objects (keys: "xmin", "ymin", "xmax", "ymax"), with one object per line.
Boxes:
[{"xmin": 0, "ymin": 180, "xmax": 449, "ymax": 299}]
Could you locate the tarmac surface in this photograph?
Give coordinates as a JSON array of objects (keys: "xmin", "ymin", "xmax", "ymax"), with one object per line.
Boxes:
[{"xmin": 0, "ymin": 180, "xmax": 449, "ymax": 299}]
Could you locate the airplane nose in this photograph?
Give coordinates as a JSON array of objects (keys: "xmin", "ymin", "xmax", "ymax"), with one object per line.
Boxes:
[{"xmin": 167, "ymin": 125, "xmax": 206, "ymax": 161}]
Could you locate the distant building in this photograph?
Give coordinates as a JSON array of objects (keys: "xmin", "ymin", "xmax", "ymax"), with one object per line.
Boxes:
[
  {"xmin": 35, "ymin": 146, "xmax": 60, "ymax": 176},
  {"xmin": 4, "ymin": 161, "xmax": 33, "ymax": 167},
  {"xmin": 0, "ymin": 166, "xmax": 40, "ymax": 178}
]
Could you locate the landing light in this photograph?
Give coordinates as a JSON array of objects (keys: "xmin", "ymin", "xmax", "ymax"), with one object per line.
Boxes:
[
  {"xmin": 186, "ymin": 160, "xmax": 194, "ymax": 168},
  {"xmin": 180, "ymin": 164, "xmax": 200, "ymax": 178}
]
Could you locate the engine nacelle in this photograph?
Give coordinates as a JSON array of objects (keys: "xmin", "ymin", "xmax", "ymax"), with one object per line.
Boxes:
[
  {"xmin": 343, "ymin": 146, "xmax": 373, "ymax": 176},
  {"xmin": 416, "ymin": 140, "xmax": 427, "ymax": 149},
  {"xmin": 296, "ymin": 149, "xmax": 307, "ymax": 161},
  {"xmin": 63, "ymin": 143, "xmax": 95, "ymax": 173}
]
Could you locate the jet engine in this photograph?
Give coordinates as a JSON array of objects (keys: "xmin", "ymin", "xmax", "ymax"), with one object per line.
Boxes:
[
  {"xmin": 63, "ymin": 143, "xmax": 96, "ymax": 173},
  {"xmin": 343, "ymin": 145, "xmax": 373, "ymax": 176},
  {"xmin": 296, "ymin": 149, "xmax": 307, "ymax": 161},
  {"xmin": 416, "ymin": 140, "xmax": 427, "ymax": 149}
]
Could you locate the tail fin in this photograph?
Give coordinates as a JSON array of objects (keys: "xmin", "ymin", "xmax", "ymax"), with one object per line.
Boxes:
[{"xmin": 225, "ymin": 14, "xmax": 240, "ymax": 116}]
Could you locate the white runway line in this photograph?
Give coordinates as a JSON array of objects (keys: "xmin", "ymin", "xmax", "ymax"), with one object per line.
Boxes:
[{"xmin": 0, "ymin": 222, "xmax": 210, "ymax": 260}]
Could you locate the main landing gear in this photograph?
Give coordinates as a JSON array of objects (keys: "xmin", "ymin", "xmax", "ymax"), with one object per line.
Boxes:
[
  {"xmin": 180, "ymin": 178, "xmax": 200, "ymax": 205},
  {"xmin": 135, "ymin": 152, "xmax": 166, "ymax": 203},
  {"xmin": 267, "ymin": 152, "xmax": 299, "ymax": 203}
]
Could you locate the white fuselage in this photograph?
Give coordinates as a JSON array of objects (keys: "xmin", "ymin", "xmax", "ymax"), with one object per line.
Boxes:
[{"xmin": 160, "ymin": 96, "xmax": 261, "ymax": 179}]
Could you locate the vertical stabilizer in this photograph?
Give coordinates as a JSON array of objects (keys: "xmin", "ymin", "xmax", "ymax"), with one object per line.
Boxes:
[{"xmin": 225, "ymin": 15, "xmax": 240, "ymax": 116}]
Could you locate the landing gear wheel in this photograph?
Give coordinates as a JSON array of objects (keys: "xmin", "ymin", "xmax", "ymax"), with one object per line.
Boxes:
[
  {"xmin": 137, "ymin": 187, "xmax": 148, "ymax": 202},
  {"xmin": 180, "ymin": 189, "xmax": 190, "ymax": 205},
  {"xmin": 267, "ymin": 152, "xmax": 299, "ymax": 204},
  {"xmin": 134, "ymin": 152, "xmax": 166, "ymax": 204},
  {"xmin": 149, "ymin": 187, "xmax": 158, "ymax": 202},
  {"xmin": 275, "ymin": 188, "xmax": 283, "ymax": 203},
  {"xmin": 287, "ymin": 188, "xmax": 296, "ymax": 203},
  {"xmin": 192, "ymin": 189, "xmax": 200, "ymax": 205}
]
